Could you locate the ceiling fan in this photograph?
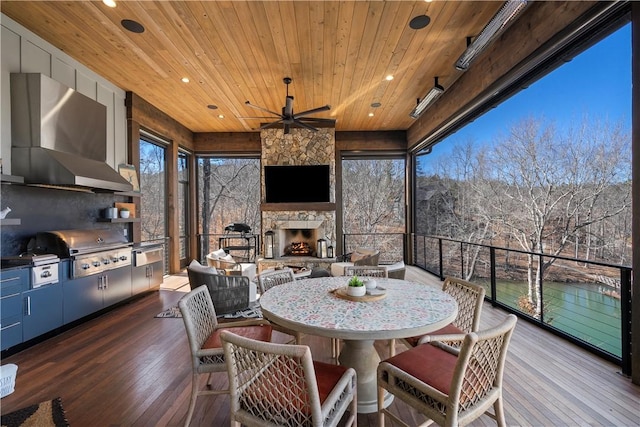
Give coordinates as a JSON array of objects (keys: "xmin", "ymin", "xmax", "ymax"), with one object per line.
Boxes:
[{"xmin": 243, "ymin": 77, "xmax": 336, "ymax": 134}]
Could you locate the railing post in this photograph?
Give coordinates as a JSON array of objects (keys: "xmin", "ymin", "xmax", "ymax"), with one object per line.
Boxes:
[
  {"xmin": 620, "ymin": 267, "xmax": 632, "ymax": 376},
  {"xmin": 539, "ymin": 253, "xmax": 545, "ymax": 324},
  {"xmin": 460, "ymin": 242, "xmax": 464, "ymax": 280},
  {"xmin": 490, "ymin": 247, "xmax": 497, "ymax": 305},
  {"xmin": 438, "ymin": 238, "xmax": 444, "ymax": 280}
]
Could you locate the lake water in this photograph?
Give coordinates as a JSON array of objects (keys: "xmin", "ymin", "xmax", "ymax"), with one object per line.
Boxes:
[{"xmin": 485, "ymin": 280, "xmax": 621, "ymax": 357}]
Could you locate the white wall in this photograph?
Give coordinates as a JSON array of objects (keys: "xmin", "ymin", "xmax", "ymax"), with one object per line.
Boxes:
[{"xmin": 0, "ymin": 14, "xmax": 127, "ymax": 175}]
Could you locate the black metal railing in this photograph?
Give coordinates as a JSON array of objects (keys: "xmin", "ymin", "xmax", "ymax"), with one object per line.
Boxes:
[{"xmin": 413, "ymin": 234, "xmax": 632, "ymax": 375}]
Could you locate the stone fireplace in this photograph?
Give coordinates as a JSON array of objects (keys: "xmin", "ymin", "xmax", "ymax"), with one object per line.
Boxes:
[{"xmin": 260, "ymin": 128, "xmax": 336, "ymax": 269}]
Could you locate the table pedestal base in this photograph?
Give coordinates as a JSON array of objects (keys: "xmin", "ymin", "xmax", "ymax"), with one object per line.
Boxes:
[{"xmin": 339, "ymin": 339, "xmax": 393, "ymax": 413}]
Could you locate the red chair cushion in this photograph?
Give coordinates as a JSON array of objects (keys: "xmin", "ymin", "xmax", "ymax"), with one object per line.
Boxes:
[
  {"xmin": 203, "ymin": 325, "xmax": 273, "ymax": 349},
  {"xmin": 384, "ymin": 343, "xmax": 457, "ymax": 396},
  {"xmin": 404, "ymin": 323, "xmax": 464, "ymax": 347},
  {"xmin": 313, "ymin": 361, "xmax": 349, "ymax": 404}
]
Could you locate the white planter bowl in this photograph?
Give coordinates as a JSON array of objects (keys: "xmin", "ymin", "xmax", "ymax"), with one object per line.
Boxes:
[
  {"xmin": 120, "ymin": 210, "xmax": 130, "ymax": 218},
  {"xmin": 364, "ymin": 279, "xmax": 377, "ymax": 290},
  {"xmin": 346, "ymin": 285, "xmax": 366, "ymax": 297}
]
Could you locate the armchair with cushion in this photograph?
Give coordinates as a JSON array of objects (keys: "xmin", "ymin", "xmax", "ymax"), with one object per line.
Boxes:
[
  {"xmin": 187, "ymin": 260, "xmax": 257, "ymax": 315},
  {"xmin": 206, "ymin": 248, "xmax": 257, "ymax": 281},
  {"xmin": 330, "ymin": 248, "xmax": 380, "ymax": 276}
]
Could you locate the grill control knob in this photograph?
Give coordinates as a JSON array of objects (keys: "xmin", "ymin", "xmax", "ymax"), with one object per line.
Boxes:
[
  {"xmin": 119, "ymin": 255, "xmax": 128, "ymax": 261},
  {"xmin": 82, "ymin": 263, "xmax": 90, "ymax": 270},
  {"xmin": 111, "ymin": 257, "xmax": 118, "ymax": 263},
  {"xmin": 103, "ymin": 259, "xmax": 110, "ymax": 265},
  {"xmin": 93, "ymin": 261, "xmax": 100, "ymax": 267}
]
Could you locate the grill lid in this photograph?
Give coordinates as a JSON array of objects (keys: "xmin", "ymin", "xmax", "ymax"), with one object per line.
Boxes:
[{"xmin": 36, "ymin": 229, "xmax": 130, "ymax": 257}]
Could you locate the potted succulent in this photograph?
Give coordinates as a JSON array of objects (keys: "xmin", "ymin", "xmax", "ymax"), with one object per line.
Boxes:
[
  {"xmin": 119, "ymin": 207, "xmax": 130, "ymax": 218},
  {"xmin": 347, "ymin": 275, "xmax": 366, "ymax": 297}
]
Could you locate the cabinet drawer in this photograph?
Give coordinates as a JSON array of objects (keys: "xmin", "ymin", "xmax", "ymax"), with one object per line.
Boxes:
[
  {"xmin": 0, "ymin": 293, "xmax": 22, "ymax": 319},
  {"xmin": 0, "ymin": 315, "xmax": 22, "ymax": 351},
  {"xmin": 0, "ymin": 269, "xmax": 29, "ymax": 296}
]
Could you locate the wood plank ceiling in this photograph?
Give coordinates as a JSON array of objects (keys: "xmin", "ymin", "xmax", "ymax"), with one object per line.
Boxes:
[{"xmin": 1, "ymin": 1, "xmax": 504, "ymax": 134}]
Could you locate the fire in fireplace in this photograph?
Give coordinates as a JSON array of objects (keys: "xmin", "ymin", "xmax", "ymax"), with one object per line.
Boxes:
[{"xmin": 284, "ymin": 242, "xmax": 314, "ymax": 256}]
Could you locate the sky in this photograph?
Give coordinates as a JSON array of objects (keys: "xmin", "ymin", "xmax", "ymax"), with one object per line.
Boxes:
[{"xmin": 419, "ymin": 22, "xmax": 631, "ymax": 169}]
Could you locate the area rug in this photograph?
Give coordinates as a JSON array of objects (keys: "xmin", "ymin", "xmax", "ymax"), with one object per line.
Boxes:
[
  {"xmin": 0, "ymin": 397, "xmax": 69, "ymax": 427},
  {"xmin": 155, "ymin": 304, "xmax": 262, "ymax": 319}
]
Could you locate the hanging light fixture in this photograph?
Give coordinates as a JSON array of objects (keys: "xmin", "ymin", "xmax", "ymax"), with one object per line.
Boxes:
[
  {"xmin": 455, "ymin": 0, "xmax": 529, "ymax": 71},
  {"xmin": 409, "ymin": 77, "xmax": 444, "ymax": 119}
]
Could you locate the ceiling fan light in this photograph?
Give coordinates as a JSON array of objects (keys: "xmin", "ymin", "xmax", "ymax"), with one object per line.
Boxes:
[
  {"xmin": 409, "ymin": 77, "xmax": 444, "ymax": 119},
  {"xmin": 455, "ymin": 0, "xmax": 528, "ymax": 71}
]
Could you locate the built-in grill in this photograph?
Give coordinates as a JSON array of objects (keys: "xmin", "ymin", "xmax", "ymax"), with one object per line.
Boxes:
[{"xmin": 35, "ymin": 229, "xmax": 132, "ymax": 279}]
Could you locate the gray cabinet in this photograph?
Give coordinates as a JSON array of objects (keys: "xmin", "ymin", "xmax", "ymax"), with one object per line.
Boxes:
[
  {"xmin": 22, "ymin": 283, "xmax": 63, "ymax": 341},
  {"xmin": 63, "ymin": 273, "xmax": 103, "ymax": 324},
  {"xmin": 132, "ymin": 246, "xmax": 164, "ymax": 295},
  {"xmin": 62, "ymin": 260, "xmax": 132, "ymax": 324},
  {"xmin": 132, "ymin": 263, "xmax": 162, "ymax": 294},
  {"xmin": 0, "ymin": 268, "xmax": 28, "ymax": 351},
  {"xmin": 102, "ymin": 265, "xmax": 132, "ymax": 307}
]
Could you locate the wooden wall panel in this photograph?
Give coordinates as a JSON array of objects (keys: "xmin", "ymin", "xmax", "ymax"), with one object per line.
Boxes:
[{"xmin": 193, "ymin": 132, "xmax": 261, "ymax": 154}]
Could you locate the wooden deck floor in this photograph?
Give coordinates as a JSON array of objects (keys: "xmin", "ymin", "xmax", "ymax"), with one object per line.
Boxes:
[{"xmin": 1, "ymin": 267, "xmax": 638, "ymax": 426}]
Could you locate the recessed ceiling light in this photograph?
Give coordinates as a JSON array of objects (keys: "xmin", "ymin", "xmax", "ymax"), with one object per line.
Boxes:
[
  {"xmin": 121, "ymin": 19, "xmax": 145, "ymax": 33},
  {"xmin": 181, "ymin": 77, "xmax": 190, "ymax": 83},
  {"xmin": 207, "ymin": 105, "xmax": 218, "ymax": 110},
  {"xmin": 218, "ymin": 114, "xmax": 224, "ymax": 119},
  {"xmin": 103, "ymin": 0, "xmax": 116, "ymax": 8},
  {"xmin": 371, "ymin": 102, "xmax": 382, "ymax": 108},
  {"xmin": 409, "ymin": 14, "xmax": 431, "ymax": 30},
  {"xmin": 385, "ymin": 75, "xmax": 394, "ymax": 81},
  {"xmin": 368, "ymin": 113, "xmax": 374, "ymax": 117}
]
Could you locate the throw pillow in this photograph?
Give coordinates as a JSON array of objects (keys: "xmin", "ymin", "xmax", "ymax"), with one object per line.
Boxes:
[
  {"xmin": 188, "ymin": 259, "xmax": 218, "ymax": 275},
  {"xmin": 211, "ymin": 249, "xmax": 227, "ymax": 259},
  {"xmin": 350, "ymin": 251, "xmax": 368, "ymax": 263}
]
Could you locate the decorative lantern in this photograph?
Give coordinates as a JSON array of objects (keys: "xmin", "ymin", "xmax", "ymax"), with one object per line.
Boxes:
[
  {"xmin": 317, "ymin": 238, "xmax": 327, "ymax": 258},
  {"xmin": 327, "ymin": 245, "xmax": 334, "ymax": 258},
  {"xmin": 264, "ymin": 230, "xmax": 274, "ymax": 259}
]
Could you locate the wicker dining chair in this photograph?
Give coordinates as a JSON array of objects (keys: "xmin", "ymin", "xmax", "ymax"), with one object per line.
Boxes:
[
  {"xmin": 378, "ymin": 314, "xmax": 518, "ymax": 427},
  {"xmin": 257, "ymin": 267, "xmax": 296, "ymax": 294},
  {"xmin": 343, "ymin": 265, "xmax": 389, "ymax": 278},
  {"xmin": 396, "ymin": 277, "xmax": 486, "ymax": 356},
  {"xmin": 257, "ymin": 268, "xmax": 302, "ymax": 344},
  {"xmin": 178, "ymin": 285, "xmax": 273, "ymax": 427},
  {"xmin": 221, "ymin": 330, "xmax": 358, "ymax": 427}
]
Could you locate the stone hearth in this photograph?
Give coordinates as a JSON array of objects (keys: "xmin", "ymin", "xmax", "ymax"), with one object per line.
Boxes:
[{"xmin": 260, "ymin": 128, "xmax": 337, "ymax": 267}]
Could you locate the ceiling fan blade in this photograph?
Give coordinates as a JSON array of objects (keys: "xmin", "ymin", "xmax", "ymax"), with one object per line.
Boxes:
[
  {"xmin": 294, "ymin": 105, "xmax": 331, "ymax": 118},
  {"xmin": 260, "ymin": 120, "xmax": 283, "ymax": 130},
  {"xmin": 238, "ymin": 116, "xmax": 280, "ymax": 119},
  {"xmin": 294, "ymin": 120, "xmax": 319, "ymax": 132},
  {"xmin": 297, "ymin": 117, "xmax": 336, "ymax": 123},
  {"xmin": 284, "ymin": 96, "xmax": 294, "ymax": 117},
  {"xmin": 245, "ymin": 101, "xmax": 282, "ymax": 118}
]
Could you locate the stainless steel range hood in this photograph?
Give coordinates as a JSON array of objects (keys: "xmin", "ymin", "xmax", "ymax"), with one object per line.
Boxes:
[{"xmin": 10, "ymin": 73, "xmax": 133, "ymax": 192}]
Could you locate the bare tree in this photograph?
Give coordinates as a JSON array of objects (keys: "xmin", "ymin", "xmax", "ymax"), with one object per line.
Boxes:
[
  {"xmin": 488, "ymin": 116, "xmax": 631, "ymax": 316},
  {"xmin": 199, "ymin": 158, "xmax": 260, "ymax": 253},
  {"xmin": 342, "ymin": 158, "xmax": 405, "ymax": 258}
]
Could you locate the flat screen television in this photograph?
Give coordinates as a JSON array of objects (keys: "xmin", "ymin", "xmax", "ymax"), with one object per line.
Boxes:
[{"xmin": 264, "ymin": 165, "xmax": 330, "ymax": 203}]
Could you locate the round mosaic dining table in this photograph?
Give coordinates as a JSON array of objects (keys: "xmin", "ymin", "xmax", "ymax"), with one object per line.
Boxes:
[{"xmin": 259, "ymin": 276, "xmax": 458, "ymax": 413}]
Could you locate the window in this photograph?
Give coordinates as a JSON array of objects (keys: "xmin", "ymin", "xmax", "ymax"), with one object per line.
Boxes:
[
  {"xmin": 341, "ymin": 156, "xmax": 406, "ymax": 263},
  {"xmin": 178, "ymin": 151, "xmax": 190, "ymax": 267},
  {"xmin": 139, "ymin": 136, "xmax": 167, "ymax": 244},
  {"xmin": 196, "ymin": 157, "xmax": 260, "ymax": 257},
  {"xmin": 412, "ymin": 23, "xmax": 631, "ymax": 359}
]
